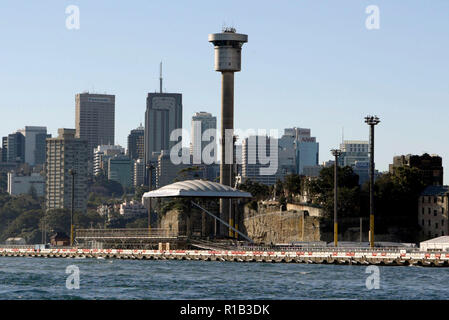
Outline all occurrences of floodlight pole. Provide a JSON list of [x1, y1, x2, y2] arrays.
[[69, 169, 76, 247], [365, 115, 380, 249], [331, 149, 342, 247], [146, 163, 155, 233]]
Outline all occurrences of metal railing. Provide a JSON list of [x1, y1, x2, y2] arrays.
[[76, 228, 181, 239], [237, 245, 421, 253]]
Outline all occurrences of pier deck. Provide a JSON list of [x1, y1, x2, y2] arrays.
[[1, 247, 448, 267]]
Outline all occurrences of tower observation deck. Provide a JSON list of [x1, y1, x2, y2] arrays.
[[209, 28, 248, 237]]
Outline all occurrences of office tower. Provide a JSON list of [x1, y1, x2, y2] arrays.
[[75, 93, 115, 158], [144, 64, 182, 181], [278, 129, 298, 178], [133, 159, 145, 187], [108, 155, 133, 189], [294, 128, 319, 175], [1, 137, 7, 162], [242, 135, 278, 185], [339, 140, 369, 167], [337, 140, 370, 185], [93, 145, 125, 176], [18, 126, 50, 166], [190, 112, 217, 163], [7, 132, 25, 163], [279, 127, 319, 176], [390, 153, 443, 186], [155, 150, 207, 188], [127, 124, 145, 160], [46, 129, 88, 213]]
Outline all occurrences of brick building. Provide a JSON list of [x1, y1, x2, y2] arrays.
[[390, 153, 443, 186], [418, 185, 449, 239]]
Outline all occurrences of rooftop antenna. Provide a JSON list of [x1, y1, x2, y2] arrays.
[[159, 61, 163, 93], [342, 126, 344, 144]]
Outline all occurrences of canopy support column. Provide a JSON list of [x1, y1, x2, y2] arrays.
[[191, 201, 253, 243]]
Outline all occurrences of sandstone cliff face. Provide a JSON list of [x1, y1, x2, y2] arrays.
[[242, 209, 321, 244], [159, 209, 184, 234]]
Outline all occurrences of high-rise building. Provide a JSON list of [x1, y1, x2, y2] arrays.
[[6, 132, 25, 163], [18, 126, 50, 166], [294, 129, 319, 175], [1, 137, 7, 162], [93, 145, 125, 176], [75, 93, 115, 159], [338, 140, 369, 167], [278, 129, 298, 178], [108, 155, 133, 189], [279, 128, 319, 176], [46, 129, 88, 213], [127, 124, 145, 160], [156, 150, 207, 188], [390, 153, 443, 186], [242, 135, 279, 185], [190, 112, 217, 163], [133, 159, 145, 187], [144, 66, 182, 174]]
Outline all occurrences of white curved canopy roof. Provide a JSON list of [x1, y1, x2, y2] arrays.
[[142, 180, 252, 199]]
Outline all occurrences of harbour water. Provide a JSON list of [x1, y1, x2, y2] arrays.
[[0, 257, 448, 300]]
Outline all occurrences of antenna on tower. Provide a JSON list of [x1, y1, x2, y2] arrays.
[[342, 126, 344, 144], [159, 61, 163, 93]]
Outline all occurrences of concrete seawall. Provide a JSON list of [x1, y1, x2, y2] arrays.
[[1, 247, 448, 267]]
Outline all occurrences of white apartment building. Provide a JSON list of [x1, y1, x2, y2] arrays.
[[7, 172, 45, 196]]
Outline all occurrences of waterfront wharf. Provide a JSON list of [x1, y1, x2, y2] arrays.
[[1, 247, 448, 267]]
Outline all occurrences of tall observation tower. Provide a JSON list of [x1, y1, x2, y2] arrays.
[[209, 27, 248, 236]]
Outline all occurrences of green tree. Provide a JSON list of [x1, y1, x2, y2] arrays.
[[238, 179, 270, 201], [283, 174, 302, 196], [306, 166, 361, 219], [43, 209, 71, 235], [134, 185, 150, 200]]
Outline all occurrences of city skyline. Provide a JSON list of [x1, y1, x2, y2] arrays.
[[0, 1, 448, 182]]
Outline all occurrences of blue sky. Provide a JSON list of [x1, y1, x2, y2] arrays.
[[0, 1, 448, 181]]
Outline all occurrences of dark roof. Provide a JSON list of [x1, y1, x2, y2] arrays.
[[50, 232, 69, 239], [420, 185, 449, 196]]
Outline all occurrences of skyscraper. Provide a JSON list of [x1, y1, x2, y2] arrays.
[[93, 145, 125, 176], [127, 124, 145, 160], [293, 128, 319, 175], [190, 112, 217, 163], [1, 137, 8, 162], [339, 140, 369, 167], [75, 93, 115, 159], [242, 135, 279, 185], [338, 140, 370, 185], [279, 127, 319, 176], [46, 129, 88, 213], [6, 132, 25, 163], [108, 155, 133, 189], [144, 66, 182, 172], [18, 126, 50, 166]]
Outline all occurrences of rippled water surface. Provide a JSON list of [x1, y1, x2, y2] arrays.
[[1, 257, 448, 299]]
